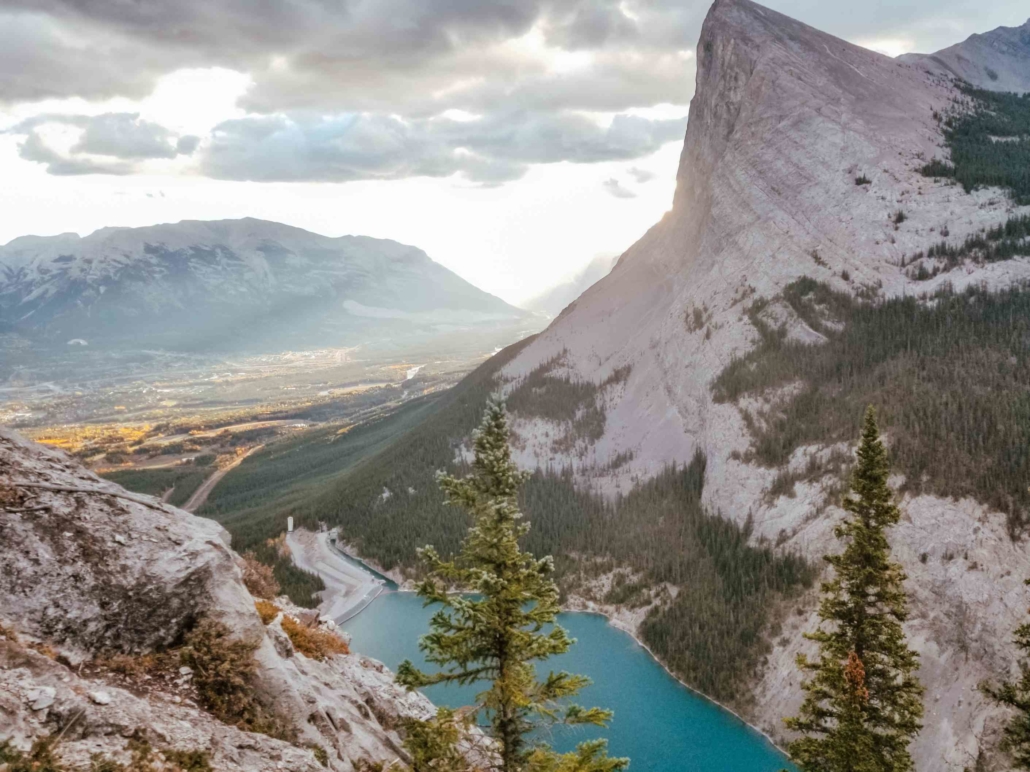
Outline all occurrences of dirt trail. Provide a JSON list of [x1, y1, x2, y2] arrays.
[[183, 445, 262, 512]]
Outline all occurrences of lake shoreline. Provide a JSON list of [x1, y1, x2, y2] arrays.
[[563, 603, 790, 758], [331, 540, 790, 761]]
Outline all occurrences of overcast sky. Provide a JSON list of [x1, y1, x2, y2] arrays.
[[1, 0, 1027, 305]]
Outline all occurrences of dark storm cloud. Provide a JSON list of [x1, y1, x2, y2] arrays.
[[201, 111, 686, 184], [7, 113, 198, 175]]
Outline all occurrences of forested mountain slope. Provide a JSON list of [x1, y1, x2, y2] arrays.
[[206, 1, 1030, 768]]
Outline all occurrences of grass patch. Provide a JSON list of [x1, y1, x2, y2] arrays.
[[714, 277, 1030, 534]]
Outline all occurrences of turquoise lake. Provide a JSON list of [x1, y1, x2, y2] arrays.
[[342, 590, 792, 772]]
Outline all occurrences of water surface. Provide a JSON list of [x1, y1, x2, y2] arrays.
[[343, 591, 791, 772]]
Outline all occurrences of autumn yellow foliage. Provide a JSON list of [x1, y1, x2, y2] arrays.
[[280, 617, 349, 660], [255, 600, 281, 625]]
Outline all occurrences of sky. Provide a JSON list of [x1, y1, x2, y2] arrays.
[[1, 0, 1027, 306]]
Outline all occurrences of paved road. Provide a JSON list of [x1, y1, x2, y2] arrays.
[[285, 529, 384, 622], [182, 444, 263, 512]]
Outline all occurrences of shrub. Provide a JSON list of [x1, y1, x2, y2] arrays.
[[255, 600, 281, 625], [90, 735, 213, 772], [855, 174, 871, 185], [1, 740, 65, 772], [178, 618, 294, 740], [892, 209, 907, 226], [0, 484, 25, 508], [312, 745, 330, 767], [241, 553, 281, 600], [161, 749, 213, 772], [280, 616, 349, 660]]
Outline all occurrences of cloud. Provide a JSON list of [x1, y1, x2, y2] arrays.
[[3, 0, 1027, 183], [627, 166, 656, 183], [201, 110, 686, 184], [602, 177, 637, 198], [0, 0, 702, 116], [9, 113, 198, 175]]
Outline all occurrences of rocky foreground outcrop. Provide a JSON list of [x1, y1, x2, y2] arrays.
[[0, 427, 433, 771], [497, 0, 1030, 768]]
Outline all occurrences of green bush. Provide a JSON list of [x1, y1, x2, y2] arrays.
[[179, 618, 295, 740]]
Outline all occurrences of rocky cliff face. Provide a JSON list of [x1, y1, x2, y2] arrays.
[[0, 217, 532, 353], [0, 427, 434, 771], [496, 0, 1030, 768]]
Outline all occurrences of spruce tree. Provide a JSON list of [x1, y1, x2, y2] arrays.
[[396, 401, 627, 772], [785, 406, 924, 772], [983, 579, 1030, 768]]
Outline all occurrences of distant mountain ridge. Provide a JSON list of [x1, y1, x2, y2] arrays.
[[900, 16, 1030, 93], [0, 217, 532, 353], [521, 255, 617, 317]]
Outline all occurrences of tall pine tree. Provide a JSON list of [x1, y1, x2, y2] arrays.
[[785, 406, 924, 772], [396, 401, 627, 772], [983, 579, 1030, 768]]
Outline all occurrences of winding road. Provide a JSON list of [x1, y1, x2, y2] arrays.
[[182, 444, 263, 512]]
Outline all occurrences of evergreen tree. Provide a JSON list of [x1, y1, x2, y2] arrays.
[[785, 407, 924, 772], [983, 579, 1030, 768], [396, 401, 628, 772]]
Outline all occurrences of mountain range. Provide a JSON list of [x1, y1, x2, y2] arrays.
[[0, 218, 534, 354], [273, 2, 1030, 769]]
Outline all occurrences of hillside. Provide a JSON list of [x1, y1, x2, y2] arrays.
[[220, 1, 1030, 769], [0, 426, 439, 771], [0, 217, 534, 354]]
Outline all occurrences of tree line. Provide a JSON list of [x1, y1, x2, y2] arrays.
[[395, 403, 1030, 772], [714, 278, 1030, 535]]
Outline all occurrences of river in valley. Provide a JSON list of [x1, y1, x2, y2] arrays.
[[342, 590, 792, 771]]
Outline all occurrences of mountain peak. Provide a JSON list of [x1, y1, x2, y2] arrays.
[[899, 15, 1030, 93]]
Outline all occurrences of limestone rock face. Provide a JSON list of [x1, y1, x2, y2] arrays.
[[497, 1, 1030, 768], [0, 427, 433, 771]]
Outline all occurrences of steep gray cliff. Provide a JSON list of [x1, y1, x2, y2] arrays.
[[495, 0, 1030, 768]]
